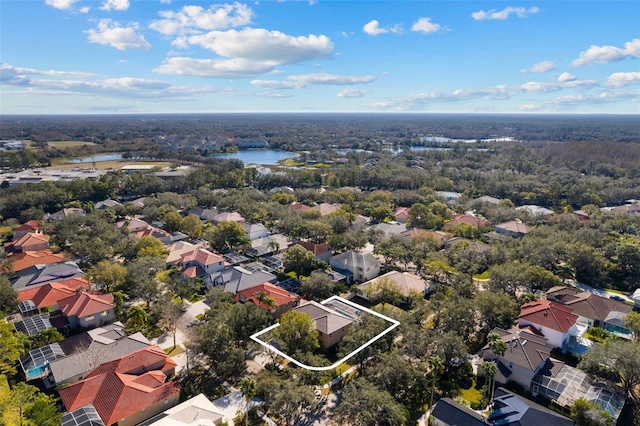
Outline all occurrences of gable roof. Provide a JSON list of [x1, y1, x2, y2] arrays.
[[293, 300, 353, 335], [394, 207, 410, 220], [299, 240, 331, 256], [443, 214, 490, 228], [372, 221, 408, 237], [212, 211, 245, 223], [289, 203, 311, 212], [495, 220, 532, 235], [13, 220, 39, 234], [401, 228, 448, 244], [10, 249, 67, 272], [59, 346, 179, 426], [180, 248, 224, 266], [18, 277, 91, 308], [59, 291, 115, 318], [7, 232, 50, 250], [235, 282, 299, 309], [165, 241, 200, 265], [48, 208, 86, 221], [116, 218, 151, 233], [518, 300, 578, 333], [310, 203, 340, 216], [12, 261, 84, 291], [330, 250, 380, 272]]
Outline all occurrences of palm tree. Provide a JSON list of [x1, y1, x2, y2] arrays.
[[488, 332, 508, 357], [428, 355, 444, 412], [239, 377, 257, 426], [481, 360, 498, 406], [127, 305, 149, 331], [253, 291, 277, 311], [267, 239, 280, 254]]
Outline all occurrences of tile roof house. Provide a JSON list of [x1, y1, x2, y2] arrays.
[[12, 220, 40, 238], [5, 232, 50, 253], [11, 261, 84, 291], [165, 241, 202, 265], [139, 393, 224, 426], [330, 250, 380, 284], [292, 300, 354, 348], [482, 327, 556, 392], [10, 249, 67, 272], [47, 208, 86, 221], [518, 300, 580, 349], [357, 271, 433, 301], [401, 228, 448, 247], [58, 346, 180, 426], [310, 203, 340, 216], [212, 211, 245, 224], [546, 286, 633, 337], [48, 323, 150, 387], [116, 218, 152, 233], [298, 240, 332, 262], [393, 207, 410, 223], [58, 291, 115, 331], [443, 214, 490, 229], [495, 219, 532, 238], [17, 277, 91, 311], [235, 282, 300, 317], [179, 248, 225, 278], [289, 203, 311, 212]]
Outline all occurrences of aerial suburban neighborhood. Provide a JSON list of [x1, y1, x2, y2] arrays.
[[0, 114, 639, 426]]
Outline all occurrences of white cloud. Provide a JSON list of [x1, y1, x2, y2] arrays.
[[159, 0, 172, 3], [411, 17, 443, 34], [45, 0, 78, 10], [605, 72, 640, 87], [154, 57, 275, 78], [337, 88, 370, 98], [520, 60, 555, 73], [100, 0, 129, 11], [363, 20, 387, 36], [79, 6, 90, 13], [252, 73, 375, 89], [185, 28, 333, 65], [150, 3, 254, 36], [557, 72, 576, 82], [572, 38, 640, 67], [471, 6, 539, 21], [86, 20, 151, 50]]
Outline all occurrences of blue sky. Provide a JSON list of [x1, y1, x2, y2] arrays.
[[1, 1, 639, 114]]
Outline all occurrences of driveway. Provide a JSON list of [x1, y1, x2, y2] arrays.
[[572, 281, 633, 303]]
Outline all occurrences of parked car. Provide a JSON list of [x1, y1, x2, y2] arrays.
[[610, 295, 625, 302]]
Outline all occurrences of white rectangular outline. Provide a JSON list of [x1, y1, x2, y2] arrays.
[[250, 295, 400, 371]]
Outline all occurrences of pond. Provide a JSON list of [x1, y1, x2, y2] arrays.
[[213, 150, 297, 165], [67, 153, 123, 163]]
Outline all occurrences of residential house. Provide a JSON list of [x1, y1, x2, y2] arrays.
[[48, 322, 150, 387], [235, 282, 300, 317], [442, 237, 491, 254], [357, 271, 433, 302], [179, 248, 225, 279], [516, 205, 554, 216], [482, 327, 555, 392], [475, 195, 501, 204], [401, 228, 448, 247], [93, 199, 123, 210], [187, 207, 219, 222], [487, 388, 574, 426], [165, 241, 203, 265], [443, 214, 490, 230], [292, 300, 354, 348], [351, 215, 370, 229], [5, 232, 50, 253], [12, 220, 40, 238], [611, 203, 640, 215], [517, 300, 580, 349], [17, 277, 91, 312], [242, 222, 269, 241], [494, 219, 532, 238], [47, 208, 86, 221], [633, 288, 640, 309], [211, 265, 277, 294], [58, 291, 115, 331], [437, 191, 462, 203], [20, 342, 67, 381], [13, 313, 53, 336], [546, 286, 633, 337], [310, 203, 340, 216], [212, 211, 245, 224], [10, 250, 67, 273], [299, 240, 332, 262], [251, 234, 292, 253], [116, 218, 152, 233], [371, 221, 408, 238], [431, 397, 485, 426], [289, 203, 311, 213], [139, 393, 224, 426], [330, 250, 380, 284], [58, 346, 180, 426], [11, 261, 84, 291], [393, 207, 410, 223]]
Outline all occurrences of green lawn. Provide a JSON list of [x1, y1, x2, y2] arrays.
[[459, 381, 483, 405], [473, 271, 489, 280], [164, 345, 185, 356]]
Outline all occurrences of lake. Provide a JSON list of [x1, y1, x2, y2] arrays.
[[213, 150, 296, 165], [68, 153, 123, 163]]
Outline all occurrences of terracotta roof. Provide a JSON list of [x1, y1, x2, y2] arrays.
[[10, 250, 67, 272], [235, 282, 299, 308], [59, 346, 179, 426], [394, 207, 410, 220], [8, 232, 50, 250], [13, 220, 39, 233], [299, 241, 331, 256], [59, 291, 115, 318], [18, 277, 91, 307], [518, 300, 578, 333], [180, 248, 223, 266], [132, 227, 171, 240], [165, 242, 200, 265], [290, 203, 311, 212]]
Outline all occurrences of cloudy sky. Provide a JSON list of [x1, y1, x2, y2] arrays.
[[1, 1, 639, 114]]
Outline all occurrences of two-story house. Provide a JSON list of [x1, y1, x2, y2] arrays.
[[330, 250, 380, 284]]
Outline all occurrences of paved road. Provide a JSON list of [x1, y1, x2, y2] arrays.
[[572, 281, 633, 303]]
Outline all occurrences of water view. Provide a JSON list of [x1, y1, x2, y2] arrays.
[[213, 150, 296, 165], [68, 153, 123, 163]]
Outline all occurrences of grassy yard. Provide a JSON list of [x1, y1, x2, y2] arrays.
[[47, 141, 97, 148], [459, 380, 483, 406], [473, 271, 489, 280], [164, 345, 185, 356]]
